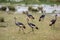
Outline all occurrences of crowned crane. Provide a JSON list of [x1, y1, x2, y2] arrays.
[[25, 11, 35, 19], [14, 17, 26, 33], [39, 14, 45, 21], [49, 14, 57, 26], [39, 10, 46, 21], [26, 18, 38, 32]]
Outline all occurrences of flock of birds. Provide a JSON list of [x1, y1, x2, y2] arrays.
[[14, 11, 58, 34]]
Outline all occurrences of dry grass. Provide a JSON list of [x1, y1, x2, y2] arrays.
[[0, 11, 60, 40]]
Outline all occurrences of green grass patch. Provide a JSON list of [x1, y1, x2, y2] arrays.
[[0, 11, 60, 40]]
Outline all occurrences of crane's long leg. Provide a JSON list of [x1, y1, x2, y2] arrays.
[[39, 18, 41, 21], [19, 27, 21, 31], [18, 27, 21, 34], [32, 28, 34, 32], [27, 28, 34, 34], [43, 17, 45, 21], [32, 28, 35, 34], [22, 28, 25, 34], [52, 24, 55, 30]]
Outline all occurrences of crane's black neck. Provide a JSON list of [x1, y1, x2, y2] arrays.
[[25, 11, 29, 15], [14, 17, 17, 23], [26, 13, 29, 16], [55, 14, 57, 20], [26, 18, 29, 24]]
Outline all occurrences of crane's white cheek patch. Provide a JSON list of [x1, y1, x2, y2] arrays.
[[50, 22, 52, 24], [19, 25, 23, 26]]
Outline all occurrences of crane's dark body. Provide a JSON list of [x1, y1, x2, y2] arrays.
[[49, 14, 57, 26], [27, 22, 38, 32], [27, 14, 34, 19], [28, 23, 35, 28], [15, 22, 23, 26], [39, 14, 45, 21], [15, 22, 25, 29], [51, 19, 56, 24], [49, 19, 56, 26], [40, 15, 45, 18], [14, 17, 26, 30], [25, 11, 34, 19], [26, 18, 38, 31]]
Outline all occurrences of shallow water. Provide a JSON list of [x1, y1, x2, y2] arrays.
[[15, 6, 28, 13], [15, 4, 60, 13], [0, 4, 60, 14], [41, 4, 60, 13], [51, 14, 60, 17]]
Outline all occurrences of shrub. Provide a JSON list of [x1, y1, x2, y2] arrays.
[[8, 6, 15, 11], [0, 7, 6, 11]]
